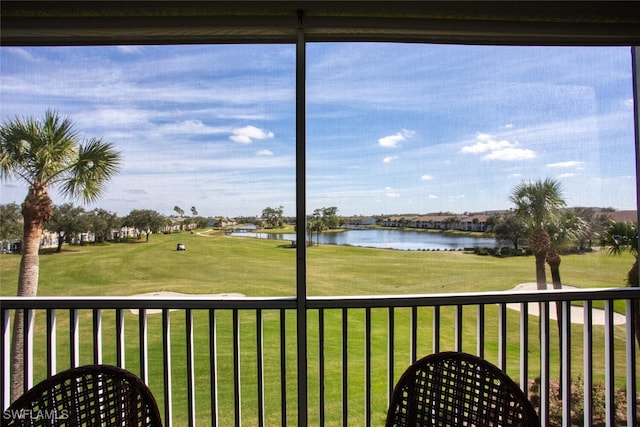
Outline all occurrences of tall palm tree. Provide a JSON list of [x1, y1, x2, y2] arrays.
[[0, 110, 121, 401], [510, 178, 566, 290]]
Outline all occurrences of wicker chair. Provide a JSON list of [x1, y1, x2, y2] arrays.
[[386, 352, 539, 427], [3, 364, 162, 427]]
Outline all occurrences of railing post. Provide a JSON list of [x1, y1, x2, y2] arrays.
[[582, 301, 593, 427], [295, 9, 308, 427]]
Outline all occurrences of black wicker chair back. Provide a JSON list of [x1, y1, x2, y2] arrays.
[[386, 352, 539, 427], [3, 364, 162, 427]]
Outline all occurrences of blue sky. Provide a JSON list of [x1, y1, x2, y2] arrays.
[[0, 44, 636, 218]]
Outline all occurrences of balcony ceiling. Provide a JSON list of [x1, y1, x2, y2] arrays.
[[1, 1, 640, 46]]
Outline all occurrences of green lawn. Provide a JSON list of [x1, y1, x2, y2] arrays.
[[0, 231, 636, 425]]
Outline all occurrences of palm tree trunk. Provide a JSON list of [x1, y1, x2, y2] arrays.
[[11, 187, 51, 402], [547, 249, 563, 396], [11, 224, 43, 402]]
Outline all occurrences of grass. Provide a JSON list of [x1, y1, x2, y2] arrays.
[[0, 230, 637, 425]]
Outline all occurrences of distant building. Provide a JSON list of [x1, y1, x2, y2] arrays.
[[383, 213, 490, 232], [346, 215, 376, 226]]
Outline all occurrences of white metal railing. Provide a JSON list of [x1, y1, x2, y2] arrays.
[[1, 287, 638, 426]]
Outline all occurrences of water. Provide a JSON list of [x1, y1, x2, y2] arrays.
[[230, 228, 496, 250]]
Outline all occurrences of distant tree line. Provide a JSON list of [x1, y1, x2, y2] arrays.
[[0, 202, 211, 251]]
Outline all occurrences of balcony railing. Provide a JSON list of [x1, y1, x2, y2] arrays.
[[2, 287, 639, 426]]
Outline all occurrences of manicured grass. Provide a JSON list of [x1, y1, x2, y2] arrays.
[[0, 231, 636, 425]]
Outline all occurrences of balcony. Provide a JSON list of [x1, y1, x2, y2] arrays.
[[2, 287, 638, 426]]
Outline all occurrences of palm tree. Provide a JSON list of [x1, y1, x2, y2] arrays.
[[600, 219, 639, 347], [510, 178, 566, 290], [545, 209, 587, 290], [0, 110, 121, 401]]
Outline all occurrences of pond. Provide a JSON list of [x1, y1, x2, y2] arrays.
[[229, 228, 497, 251]]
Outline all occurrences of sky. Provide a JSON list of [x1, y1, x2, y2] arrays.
[[0, 43, 637, 218]]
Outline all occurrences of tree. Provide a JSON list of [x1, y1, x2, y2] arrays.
[[261, 206, 284, 228], [0, 110, 121, 401], [510, 178, 566, 290], [0, 203, 22, 252], [173, 205, 185, 217], [545, 209, 587, 290], [191, 206, 198, 216], [544, 209, 587, 389], [124, 209, 167, 241], [320, 206, 340, 229], [600, 219, 639, 347], [490, 212, 527, 251], [47, 203, 89, 252], [88, 208, 120, 242]]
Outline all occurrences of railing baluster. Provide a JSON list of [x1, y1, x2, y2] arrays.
[[583, 300, 593, 427], [139, 308, 147, 383], [432, 306, 440, 354], [279, 309, 286, 427], [209, 309, 219, 427], [561, 300, 571, 427], [232, 309, 241, 427], [364, 307, 371, 427], [92, 308, 101, 365], [47, 309, 56, 376], [318, 309, 325, 426], [410, 306, 417, 363], [256, 309, 265, 427], [342, 308, 348, 427], [116, 308, 124, 368], [625, 299, 637, 427], [186, 308, 195, 427], [162, 308, 172, 427], [498, 303, 507, 370], [69, 308, 78, 369], [519, 302, 528, 395], [387, 307, 395, 405], [25, 309, 34, 392], [455, 305, 462, 352], [540, 302, 550, 427], [477, 304, 485, 359], [604, 300, 615, 427]]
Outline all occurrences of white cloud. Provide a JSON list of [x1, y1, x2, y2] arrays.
[[386, 192, 400, 198], [483, 147, 536, 161], [428, 194, 438, 199], [256, 149, 273, 156], [461, 133, 536, 161], [421, 174, 434, 181], [383, 156, 398, 163], [461, 133, 512, 154], [230, 125, 275, 144], [378, 129, 415, 148], [557, 173, 576, 178], [547, 161, 584, 168]]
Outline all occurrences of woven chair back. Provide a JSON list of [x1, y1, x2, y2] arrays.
[[3, 364, 162, 426], [386, 352, 539, 427]]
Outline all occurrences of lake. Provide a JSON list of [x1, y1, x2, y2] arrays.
[[230, 228, 496, 250]]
